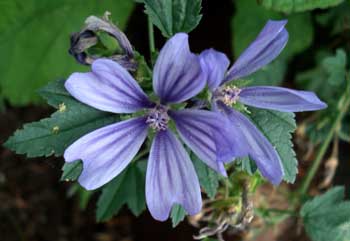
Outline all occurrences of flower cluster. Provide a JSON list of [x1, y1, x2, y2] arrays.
[[63, 20, 326, 221]]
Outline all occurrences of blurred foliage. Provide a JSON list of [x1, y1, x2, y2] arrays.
[[233, 0, 314, 59], [258, 0, 345, 13], [232, 0, 313, 86], [301, 186, 350, 241], [297, 49, 347, 104], [316, 1, 350, 35], [0, 0, 134, 106], [296, 50, 349, 144], [67, 183, 94, 210]]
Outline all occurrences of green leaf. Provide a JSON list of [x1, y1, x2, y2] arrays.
[[192, 154, 220, 199], [38, 78, 73, 107], [239, 156, 258, 175], [0, 0, 134, 105], [315, 2, 350, 35], [259, 0, 344, 13], [170, 204, 187, 227], [4, 79, 119, 157], [301, 186, 350, 241], [248, 108, 297, 183], [298, 49, 347, 94], [301, 186, 345, 213], [60, 161, 83, 181], [232, 0, 313, 85], [322, 49, 347, 86], [96, 161, 147, 221], [233, 0, 313, 61], [140, 0, 202, 37], [296, 50, 347, 144]]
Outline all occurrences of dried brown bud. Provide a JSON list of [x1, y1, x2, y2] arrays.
[[69, 12, 137, 71]]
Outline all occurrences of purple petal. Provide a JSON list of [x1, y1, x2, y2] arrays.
[[152, 33, 206, 104], [170, 109, 248, 176], [224, 20, 288, 82], [65, 59, 153, 114], [199, 48, 230, 91], [239, 86, 327, 112], [146, 130, 202, 221], [220, 103, 284, 185], [64, 117, 148, 190]]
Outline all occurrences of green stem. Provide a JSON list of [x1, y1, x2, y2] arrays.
[[299, 73, 350, 195], [148, 16, 155, 54]]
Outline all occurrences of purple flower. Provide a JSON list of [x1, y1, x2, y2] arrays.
[[199, 20, 327, 185], [63, 33, 237, 221]]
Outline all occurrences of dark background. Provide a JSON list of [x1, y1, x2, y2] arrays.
[[1, 1, 349, 241]]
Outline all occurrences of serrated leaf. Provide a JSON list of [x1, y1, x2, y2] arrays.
[[300, 186, 350, 241], [96, 161, 147, 221], [0, 0, 134, 105], [170, 204, 187, 227], [248, 107, 297, 183], [192, 154, 220, 199], [259, 0, 344, 13], [141, 0, 202, 37], [4, 79, 119, 157], [60, 161, 83, 181]]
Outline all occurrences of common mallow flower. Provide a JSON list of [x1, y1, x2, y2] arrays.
[[64, 33, 239, 221], [199, 20, 327, 185]]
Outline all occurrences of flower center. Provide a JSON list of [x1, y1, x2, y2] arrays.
[[146, 105, 170, 131], [216, 86, 242, 106]]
